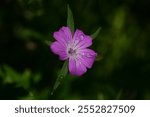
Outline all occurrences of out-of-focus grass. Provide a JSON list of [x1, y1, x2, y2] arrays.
[[0, 0, 150, 99]]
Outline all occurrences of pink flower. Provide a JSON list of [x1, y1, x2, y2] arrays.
[[50, 26, 97, 76]]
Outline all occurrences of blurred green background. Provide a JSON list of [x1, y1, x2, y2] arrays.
[[0, 0, 150, 99]]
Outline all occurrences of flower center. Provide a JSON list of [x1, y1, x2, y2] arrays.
[[68, 48, 77, 56]]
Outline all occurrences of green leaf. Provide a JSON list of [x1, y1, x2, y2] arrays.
[[51, 60, 68, 95], [91, 27, 101, 39], [67, 5, 74, 35]]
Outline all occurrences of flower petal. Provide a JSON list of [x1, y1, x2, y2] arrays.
[[50, 41, 68, 60], [77, 49, 97, 68], [53, 26, 72, 47], [69, 58, 87, 76], [73, 29, 92, 49]]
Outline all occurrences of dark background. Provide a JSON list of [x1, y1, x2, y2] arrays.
[[0, 0, 150, 99]]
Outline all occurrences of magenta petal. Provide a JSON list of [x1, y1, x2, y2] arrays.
[[68, 58, 76, 75], [73, 29, 92, 49], [76, 60, 87, 76], [78, 49, 97, 68], [50, 42, 68, 60], [53, 26, 72, 46], [50, 42, 64, 54], [59, 51, 68, 60], [69, 58, 87, 76]]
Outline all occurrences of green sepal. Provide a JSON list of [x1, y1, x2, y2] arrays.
[[91, 27, 101, 39], [67, 5, 74, 35], [51, 60, 68, 95]]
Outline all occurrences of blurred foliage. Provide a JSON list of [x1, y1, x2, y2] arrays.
[[0, 0, 150, 99]]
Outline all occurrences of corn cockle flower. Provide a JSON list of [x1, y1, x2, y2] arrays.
[[50, 26, 97, 76]]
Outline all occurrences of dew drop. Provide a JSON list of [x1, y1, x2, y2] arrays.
[[82, 52, 85, 56], [80, 34, 84, 40], [81, 52, 93, 58], [59, 75, 64, 80], [86, 53, 92, 58]]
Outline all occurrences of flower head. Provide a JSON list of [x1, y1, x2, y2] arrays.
[[50, 26, 97, 76]]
